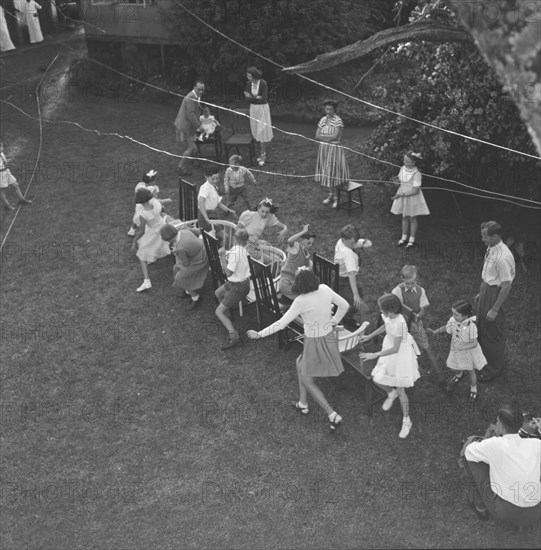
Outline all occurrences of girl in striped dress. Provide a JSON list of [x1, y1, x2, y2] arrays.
[[315, 99, 350, 208]]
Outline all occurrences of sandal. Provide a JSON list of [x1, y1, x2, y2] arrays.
[[405, 241, 416, 250], [294, 402, 309, 415], [396, 238, 407, 247], [469, 389, 478, 400], [449, 373, 464, 385], [329, 412, 342, 433]]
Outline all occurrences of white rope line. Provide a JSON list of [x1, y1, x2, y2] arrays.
[[3, 98, 539, 210], [174, 0, 541, 162], [0, 54, 59, 255], [18, 27, 540, 206]]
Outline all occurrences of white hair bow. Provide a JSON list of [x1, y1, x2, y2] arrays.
[[146, 169, 158, 178]]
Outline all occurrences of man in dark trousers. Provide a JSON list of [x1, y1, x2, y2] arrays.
[[174, 80, 204, 176], [476, 221, 515, 382]]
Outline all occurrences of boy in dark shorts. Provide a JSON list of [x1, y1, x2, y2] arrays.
[[215, 229, 251, 350]]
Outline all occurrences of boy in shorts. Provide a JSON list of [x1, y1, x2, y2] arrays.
[[391, 264, 444, 386], [215, 229, 250, 350]]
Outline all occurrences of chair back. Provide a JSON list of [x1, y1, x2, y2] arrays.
[[313, 253, 339, 293], [230, 108, 252, 136], [202, 230, 227, 291], [178, 178, 198, 222], [248, 256, 281, 325], [338, 321, 370, 353], [208, 219, 238, 251]]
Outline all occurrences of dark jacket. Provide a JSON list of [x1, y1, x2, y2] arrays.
[[245, 79, 269, 105]]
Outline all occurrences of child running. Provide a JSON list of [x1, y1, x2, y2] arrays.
[[427, 300, 487, 400], [360, 293, 420, 439]]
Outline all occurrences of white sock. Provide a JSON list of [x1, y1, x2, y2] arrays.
[[298, 401, 308, 409], [401, 234, 408, 241], [471, 385, 477, 392], [403, 416, 410, 423], [408, 236, 416, 243], [191, 295, 200, 302]]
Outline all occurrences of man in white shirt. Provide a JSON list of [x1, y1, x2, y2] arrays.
[[197, 164, 235, 233], [215, 229, 250, 350], [462, 406, 540, 526], [476, 221, 515, 382], [333, 224, 371, 330]]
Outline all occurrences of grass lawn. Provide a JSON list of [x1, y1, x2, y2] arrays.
[[1, 36, 540, 549]]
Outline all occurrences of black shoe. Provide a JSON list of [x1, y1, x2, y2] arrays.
[[477, 369, 496, 383], [405, 241, 417, 250], [179, 292, 192, 300], [186, 298, 201, 310], [221, 337, 241, 350], [468, 500, 490, 521], [396, 239, 407, 247]]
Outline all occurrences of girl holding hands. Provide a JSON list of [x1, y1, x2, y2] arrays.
[[427, 300, 486, 400], [359, 294, 420, 439]]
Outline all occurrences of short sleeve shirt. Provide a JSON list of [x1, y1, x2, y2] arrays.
[[198, 181, 222, 211], [238, 210, 279, 242], [226, 244, 250, 282], [481, 241, 515, 286], [334, 239, 359, 277]]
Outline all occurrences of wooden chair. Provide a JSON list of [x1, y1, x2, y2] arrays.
[[223, 108, 256, 165], [178, 178, 198, 222], [202, 227, 249, 318], [337, 321, 369, 353], [312, 253, 339, 293], [248, 256, 303, 348], [337, 181, 364, 216], [202, 230, 227, 292]]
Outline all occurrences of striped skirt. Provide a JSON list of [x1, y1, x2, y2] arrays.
[[250, 103, 273, 143], [315, 141, 350, 188]]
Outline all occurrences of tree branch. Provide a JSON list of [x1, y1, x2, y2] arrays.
[[282, 21, 472, 74]]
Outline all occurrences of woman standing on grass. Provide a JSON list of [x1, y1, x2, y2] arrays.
[[132, 188, 171, 292], [244, 67, 273, 166], [247, 268, 349, 433], [316, 99, 350, 208]]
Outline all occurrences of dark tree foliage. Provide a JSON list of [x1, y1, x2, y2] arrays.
[[164, 0, 395, 89]]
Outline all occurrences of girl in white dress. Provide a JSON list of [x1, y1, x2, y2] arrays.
[[132, 188, 171, 292], [427, 300, 486, 400], [21, 0, 43, 44], [360, 293, 420, 439], [390, 151, 430, 249], [0, 6, 15, 52]]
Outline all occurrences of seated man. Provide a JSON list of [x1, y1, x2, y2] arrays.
[[460, 406, 540, 525]]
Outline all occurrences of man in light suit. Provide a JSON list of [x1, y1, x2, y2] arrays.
[[174, 80, 205, 175]]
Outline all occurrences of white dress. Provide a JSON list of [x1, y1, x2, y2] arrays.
[[22, 0, 43, 44], [132, 182, 160, 226], [135, 198, 171, 263], [390, 166, 430, 217], [445, 316, 487, 371], [371, 314, 421, 388], [0, 6, 15, 52]]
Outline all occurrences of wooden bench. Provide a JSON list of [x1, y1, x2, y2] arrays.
[[340, 349, 386, 416]]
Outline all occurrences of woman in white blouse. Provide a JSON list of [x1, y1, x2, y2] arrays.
[[247, 268, 349, 433]]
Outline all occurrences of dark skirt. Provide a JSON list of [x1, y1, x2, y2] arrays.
[[296, 330, 344, 377]]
